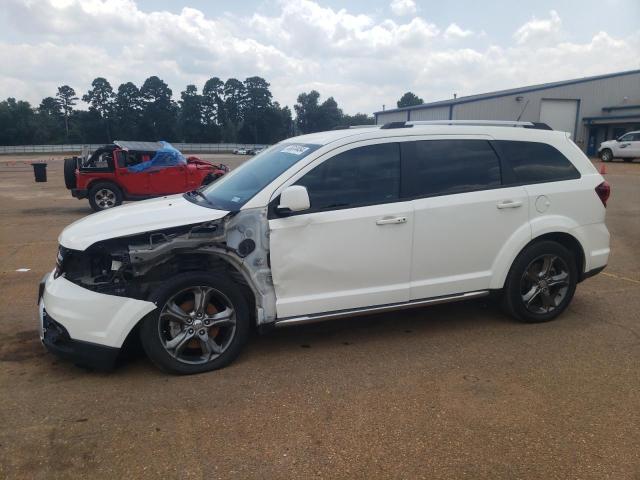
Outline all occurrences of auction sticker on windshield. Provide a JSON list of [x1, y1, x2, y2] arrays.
[[281, 145, 309, 155]]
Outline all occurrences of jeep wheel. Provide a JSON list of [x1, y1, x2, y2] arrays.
[[139, 272, 250, 374], [63, 157, 78, 189], [502, 241, 577, 323], [599, 149, 613, 162], [88, 182, 123, 212]]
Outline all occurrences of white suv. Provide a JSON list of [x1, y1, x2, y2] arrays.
[[598, 130, 640, 162], [38, 121, 611, 374]]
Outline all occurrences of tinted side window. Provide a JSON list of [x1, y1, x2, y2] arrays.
[[496, 141, 580, 184], [401, 140, 501, 198], [294, 143, 400, 211]]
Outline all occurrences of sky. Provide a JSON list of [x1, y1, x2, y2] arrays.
[[0, 0, 639, 114]]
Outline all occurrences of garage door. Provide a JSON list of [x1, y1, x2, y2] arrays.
[[540, 99, 578, 138]]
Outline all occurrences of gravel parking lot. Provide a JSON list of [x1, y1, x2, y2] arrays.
[[0, 154, 638, 479]]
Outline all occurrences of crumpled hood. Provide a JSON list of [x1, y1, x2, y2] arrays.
[[59, 194, 229, 250]]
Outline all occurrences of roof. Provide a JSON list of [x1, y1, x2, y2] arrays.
[[375, 69, 640, 115], [113, 140, 164, 151], [279, 123, 567, 147]]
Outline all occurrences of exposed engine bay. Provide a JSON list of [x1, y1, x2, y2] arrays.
[[57, 208, 277, 325]]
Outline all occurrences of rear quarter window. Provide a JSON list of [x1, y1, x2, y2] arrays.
[[496, 140, 580, 184]]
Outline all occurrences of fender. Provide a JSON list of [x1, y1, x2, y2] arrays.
[[489, 215, 586, 289]]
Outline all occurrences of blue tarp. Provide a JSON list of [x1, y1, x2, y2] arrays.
[[127, 141, 186, 173]]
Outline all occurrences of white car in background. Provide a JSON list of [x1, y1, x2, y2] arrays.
[[233, 148, 248, 155], [38, 120, 610, 374], [598, 130, 640, 162]]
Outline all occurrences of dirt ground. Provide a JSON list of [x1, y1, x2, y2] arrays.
[[0, 154, 638, 479]]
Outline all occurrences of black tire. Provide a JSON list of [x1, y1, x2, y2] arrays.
[[63, 157, 78, 189], [599, 149, 613, 162], [502, 240, 578, 323], [88, 182, 123, 212], [139, 271, 250, 375]]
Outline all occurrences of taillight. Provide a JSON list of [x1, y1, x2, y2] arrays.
[[595, 181, 610, 207]]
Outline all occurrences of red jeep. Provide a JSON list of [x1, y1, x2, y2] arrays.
[[64, 141, 228, 211]]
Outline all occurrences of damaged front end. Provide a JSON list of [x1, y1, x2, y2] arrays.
[[57, 208, 277, 326]]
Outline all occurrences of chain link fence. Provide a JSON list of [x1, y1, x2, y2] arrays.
[[0, 143, 267, 155]]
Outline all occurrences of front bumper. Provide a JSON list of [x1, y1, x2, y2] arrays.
[[39, 301, 120, 370], [71, 188, 88, 199], [38, 271, 156, 366]]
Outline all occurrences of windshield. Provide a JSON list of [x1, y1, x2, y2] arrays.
[[186, 143, 321, 211]]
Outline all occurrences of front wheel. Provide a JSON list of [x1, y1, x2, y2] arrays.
[[599, 149, 613, 162], [502, 241, 578, 323], [139, 272, 250, 374], [88, 182, 123, 211]]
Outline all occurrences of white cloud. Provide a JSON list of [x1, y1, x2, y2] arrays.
[[390, 0, 417, 17], [0, 0, 638, 116], [514, 10, 562, 45], [444, 23, 473, 40]]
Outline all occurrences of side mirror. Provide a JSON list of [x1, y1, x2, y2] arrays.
[[277, 185, 310, 214]]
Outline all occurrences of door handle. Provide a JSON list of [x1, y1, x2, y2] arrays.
[[376, 216, 407, 225], [496, 200, 523, 209]]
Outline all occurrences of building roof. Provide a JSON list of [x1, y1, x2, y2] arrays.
[[375, 69, 640, 115]]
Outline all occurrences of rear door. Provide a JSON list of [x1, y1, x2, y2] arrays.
[[403, 138, 531, 299]]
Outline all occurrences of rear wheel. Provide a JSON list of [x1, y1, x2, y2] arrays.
[[88, 182, 123, 212], [63, 157, 78, 189], [599, 149, 613, 162], [503, 241, 577, 323]]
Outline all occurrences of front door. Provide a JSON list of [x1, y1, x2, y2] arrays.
[[269, 142, 413, 319], [114, 151, 150, 196], [401, 139, 530, 299], [148, 165, 188, 194]]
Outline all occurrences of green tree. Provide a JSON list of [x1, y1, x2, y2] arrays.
[[82, 77, 114, 141], [202, 76, 224, 142], [294, 90, 321, 133], [338, 112, 375, 127], [223, 78, 246, 140], [56, 85, 78, 139], [35, 97, 64, 143], [397, 91, 424, 108], [294, 91, 343, 133], [114, 82, 144, 139], [178, 85, 205, 142], [0, 98, 36, 145], [139, 76, 177, 140], [241, 76, 273, 143]]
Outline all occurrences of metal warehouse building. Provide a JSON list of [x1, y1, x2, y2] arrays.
[[374, 69, 640, 156]]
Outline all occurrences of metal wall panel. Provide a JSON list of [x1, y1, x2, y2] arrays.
[[409, 106, 450, 121], [376, 110, 409, 123]]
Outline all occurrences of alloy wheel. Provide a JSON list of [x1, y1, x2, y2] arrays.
[[95, 188, 116, 209], [520, 254, 571, 314], [158, 286, 236, 365]]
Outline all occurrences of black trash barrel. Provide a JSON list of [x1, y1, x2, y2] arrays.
[[32, 163, 47, 182]]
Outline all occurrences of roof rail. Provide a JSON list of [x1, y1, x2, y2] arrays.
[[381, 120, 553, 130], [331, 124, 379, 130]]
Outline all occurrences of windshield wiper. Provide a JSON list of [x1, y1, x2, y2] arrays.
[[186, 189, 213, 206]]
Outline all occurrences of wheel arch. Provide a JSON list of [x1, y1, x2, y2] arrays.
[[491, 229, 586, 290], [119, 251, 259, 348], [87, 178, 124, 195]]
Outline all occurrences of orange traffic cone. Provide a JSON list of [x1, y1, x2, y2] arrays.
[[599, 163, 606, 175]]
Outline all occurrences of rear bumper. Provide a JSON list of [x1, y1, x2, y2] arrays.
[[71, 188, 87, 199]]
